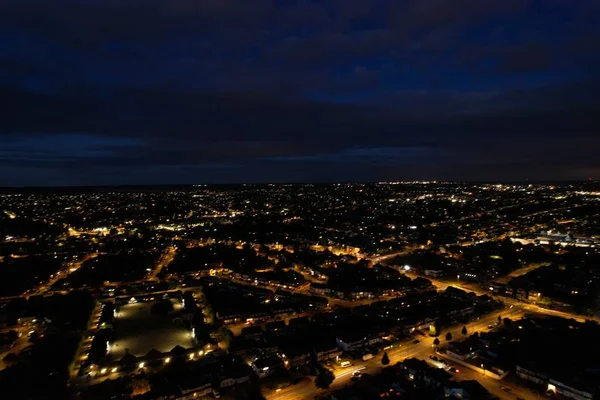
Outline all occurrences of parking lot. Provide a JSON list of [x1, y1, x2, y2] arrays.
[[110, 299, 193, 358]]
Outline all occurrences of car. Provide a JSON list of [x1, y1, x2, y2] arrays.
[[487, 324, 493, 329], [429, 355, 438, 361], [501, 387, 511, 392], [351, 371, 363, 381], [412, 339, 420, 344], [448, 367, 459, 373]]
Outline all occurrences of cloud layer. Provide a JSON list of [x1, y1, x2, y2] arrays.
[[1, 0, 600, 185]]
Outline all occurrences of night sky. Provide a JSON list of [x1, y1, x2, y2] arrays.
[[2, 1, 600, 186]]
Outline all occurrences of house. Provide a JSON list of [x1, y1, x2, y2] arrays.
[[547, 375, 597, 400], [516, 365, 548, 385], [177, 375, 212, 399], [401, 358, 451, 388], [315, 339, 342, 361], [528, 290, 542, 302], [446, 335, 481, 360], [349, 289, 375, 300], [518, 364, 598, 400], [444, 286, 474, 301], [424, 269, 445, 278], [310, 283, 333, 296], [447, 305, 475, 318], [265, 320, 287, 333], [251, 355, 283, 378], [488, 282, 506, 294], [241, 325, 264, 340], [288, 316, 310, 329], [281, 346, 312, 368], [336, 332, 368, 351]]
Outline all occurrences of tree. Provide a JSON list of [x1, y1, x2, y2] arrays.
[[151, 300, 174, 316], [204, 304, 216, 324], [2, 353, 18, 366], [461, 326, 467, 335], [429, 322, 438, 337], [6, 330, 18, 343], [315, 368, 335, 389], [217, 327, 233, 351], [445, 332, 452, 341], [308, 349, 319, 375], [381, 351, 390, 366], [503, 318, 512, 326], [433, 338, 440, 346]]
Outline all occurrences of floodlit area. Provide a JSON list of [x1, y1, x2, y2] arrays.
[[110, 299, 193, 359]]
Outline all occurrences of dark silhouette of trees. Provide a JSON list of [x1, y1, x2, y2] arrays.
[[381, 351, 390, 365], [445, 332, 452, 341], [150, 300, 174, 316], [315, 367, 334, 389]]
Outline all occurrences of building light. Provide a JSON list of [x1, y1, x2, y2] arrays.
[[111, 367, 118, 373], [164, 357, 171, 364], [139, 362, 145, 369], [101, 368, 107, 374]]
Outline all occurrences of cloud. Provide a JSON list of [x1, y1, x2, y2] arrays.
[[1, 1, 600, 184], [0, 133, 142, 163]]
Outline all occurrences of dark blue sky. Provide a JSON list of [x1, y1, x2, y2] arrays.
[[1, 0, 600, 186]]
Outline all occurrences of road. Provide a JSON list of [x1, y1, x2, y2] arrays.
[[147, 245, 177, 281], [369, 246, 424, 264], [493, 263, 547, 284], [264, 308, 534, 400], [265, 266, 595, 400], [405, 272, 592, 323]]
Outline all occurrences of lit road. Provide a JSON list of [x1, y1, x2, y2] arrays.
[[264, 308, 533, 400], [405, 272, 593, 323], [147, 245, 177, 281], [0, 253, 102, 301]]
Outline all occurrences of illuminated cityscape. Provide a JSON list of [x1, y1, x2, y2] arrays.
[[1, 182, 600, 399], [3, 1, 600, 399]]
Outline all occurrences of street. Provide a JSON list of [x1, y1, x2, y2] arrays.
[[264, 307, 536, 400]]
